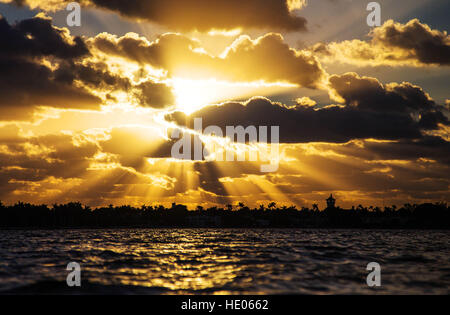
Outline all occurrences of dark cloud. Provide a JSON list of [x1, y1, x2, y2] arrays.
[[0, 15, 102, 119], [166, 85, 447, 144], [345, 136, 450, 166], [134, 81, 175, 108], [328, 72, 449, 129], [54, 61, 130, 90], [93, 0, 307, 31], [5, 0, 308, 32], [54, 60, 176, 109], [0, 13, 89, 59], [0, 15, 180, 118], [328, 72, 437, 113], [375, 19, 450, 65], [0, 57, 102, 116]]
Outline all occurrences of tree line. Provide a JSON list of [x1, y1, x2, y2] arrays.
[[0, 201, 448, 229]]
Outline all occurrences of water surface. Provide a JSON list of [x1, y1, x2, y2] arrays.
[[0, 229, 449, 294]]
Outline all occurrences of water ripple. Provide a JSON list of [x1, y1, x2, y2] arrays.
[[0, 229, 449, 294]]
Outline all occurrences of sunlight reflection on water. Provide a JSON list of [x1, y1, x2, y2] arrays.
[[0, 229, 449, 294]]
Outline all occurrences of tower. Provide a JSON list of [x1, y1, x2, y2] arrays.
[[326, 194, 336, 209]]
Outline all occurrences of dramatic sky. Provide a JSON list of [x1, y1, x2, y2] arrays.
[[0, 0, 449, 208]]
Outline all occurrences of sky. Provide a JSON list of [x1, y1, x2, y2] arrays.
[[0, 0, 449, 209]]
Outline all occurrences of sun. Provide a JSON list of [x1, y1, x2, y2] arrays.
[[171, 78, 221, 114], [171, 78, 298, 114]]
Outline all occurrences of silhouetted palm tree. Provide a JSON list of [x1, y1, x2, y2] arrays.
[[0, 200, 447, 229]]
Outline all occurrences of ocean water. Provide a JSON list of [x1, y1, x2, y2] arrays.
[[0, 229, 449, 294]]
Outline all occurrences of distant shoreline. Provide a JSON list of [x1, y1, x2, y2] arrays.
[[1, 201, 448, 230]]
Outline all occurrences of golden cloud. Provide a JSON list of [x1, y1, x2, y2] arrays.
[[312, 19, 450, 67], [91, 32, 327, 88]]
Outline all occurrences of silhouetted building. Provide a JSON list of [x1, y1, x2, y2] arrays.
[[171, 203, 188, 212], [326, 194, 336, 209]]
